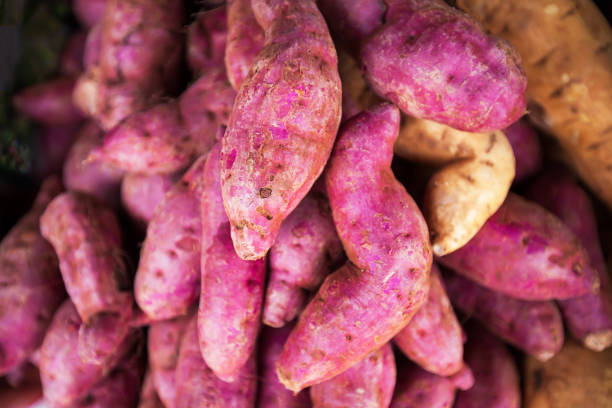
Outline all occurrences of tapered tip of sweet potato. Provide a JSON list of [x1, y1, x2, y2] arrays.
[[583, 330, 612, 352], [449, 364, 474, 391], [275, 365, 301, 393], [229, 223, 273, 260]]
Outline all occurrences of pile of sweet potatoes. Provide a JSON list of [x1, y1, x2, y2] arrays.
[[3, 0, 612, 406]]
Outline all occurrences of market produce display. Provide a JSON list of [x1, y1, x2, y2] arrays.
[[1, 0, 611, 407]]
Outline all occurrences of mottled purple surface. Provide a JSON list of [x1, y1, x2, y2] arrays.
[[221, 0, 342, 260], [121, 172, 177, 227], [391, 362, 460, 408], [503, 119, 541, 182], [13, 78, 84, 126], [277, 104, 432, 392], [439, 193, 599, 300], [361, 0, 526, 132], [187, 7, 228, 76]]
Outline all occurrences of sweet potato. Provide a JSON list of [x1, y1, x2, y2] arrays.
[[187, 7, 228, 76], [394, 117, 515, 256], [393, 265, 465, 376], [527, 168, 612, 351], [454, 324, 520, 408], [135, 157, 206, 321], [310, 343, 396, 408], [32, 124, 80, 180], [258, 325, 311, 408], [263, 190, 344, 328], [360, 0, 526, 132], [456, 0, 612, 210], [503, 119, 541, 183], [198, 143, 265, 381], [0, 177, 64, 375], [62, 121, 124, 206], [175, 317, 257, 408], [438, 193, 599, 300], [121, 172, 177, 227], [60, 31, 87, 77], [277, 104, 432, 392], [77, 311, 134, 365], [13, 78, 84, 126], [138, 370, 164, 408], [225, 0, 264, 90], [523, 338, 612, 408], [148, 314, 191, 408], [73, 0, 108, 28], [337, 50, 382, 121], [221, 0, 342, 260], [84, 24, 102, 70], [444, 271, 564, 361]]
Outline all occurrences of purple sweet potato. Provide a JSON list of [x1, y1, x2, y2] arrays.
[[60, 31, 87, 77], [62, 121, 124, 206], [438, 193, 599, 300], [138, 370, 164, 408], [277, 104, 432, 392], [40, 191, 132, 323], [121, 172, 177, 227], [175, 317, 257, 408], [258, 325, 311, 408], [503, 119, 541, 182], [32, 124, 80, 180], [221, 0, 342, 260], [310, 343, 396, 408], [187, 7, 228, 76], [454, 325, 520, 408], [84, 24, 102, 70], [73, 0, 108, 28], [225, 0, 264, 90], [444, 272, 564, 361], [360, 0, 526, 132], [263, 190, 344, 328], [148, 314, 191, 408], [0, 177, 65, 375], [528, 168, 612, 351], [77, 311, 134, 365], [134, 157, 206, 320], [198, 143, 266, 381], [13, 78, 84, 126], [393, 264, 465, 376]]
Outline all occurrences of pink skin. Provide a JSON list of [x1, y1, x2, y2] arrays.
[[175, 317, 257, 408], [60, 31, 87, 77], [40, 192, 132, 323], [263, 190, 344, 328], [77, 311, 134, 365], [225, 0, 264, 90], [318, 0, 386, 55], [393, 265, 465, 377], [138, 370, 164, 408], [527, 168, 612, 351], [62, 121, 124, 207], [438, 193, 599, 300], [198, 143, 266, 381], [121, 172, 177, 227], [84, 24, 102, 70], [258, 325, 311, 408], [148, 315, 191, 408], [73, 0, 108, 28], [135, 157, 207, 321], [187, 7, 228, 76], [444, 271, 564, 361], [503, 119, 541, 182], [221, 0, 342, 260], [0, 177, 65, 375], [455, 325, 520, 408], [310, 343, 396, 408], [32, 124, 80, 180], [13, 78, 84, 126], [361, 0, 526, 132], [277, 104, 432, 392]]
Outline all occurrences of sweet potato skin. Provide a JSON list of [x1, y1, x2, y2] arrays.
[[0, 177, 65, 375], [198, 143, 265, 381], [263, 190, 344, 328], [73, 0, 108, 28], [444, 271, 564, 361], [361, 0, 526, 132], [393, 265, 465, 376], [40, 192, 132, 323], [528, 169, 612, 351], [455, 325, 520, 408], [439, 193, 598, 300], [138, 370, 164, 408], [221, 0, 342, 260], [175, 317, 257, 408], [258, 325, 311, 408], [277, 104, 432, 392], [187, 7, 228, 76], [225, 0, 264, 90], [13, 78, 84, 126], [503, 119, 541, 183], [310, 343, 396, 408], [60, 31, 87, 77], [121, 172, 177, 227], [135, 157, 206, 321], [391, 362, 462, 408]]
